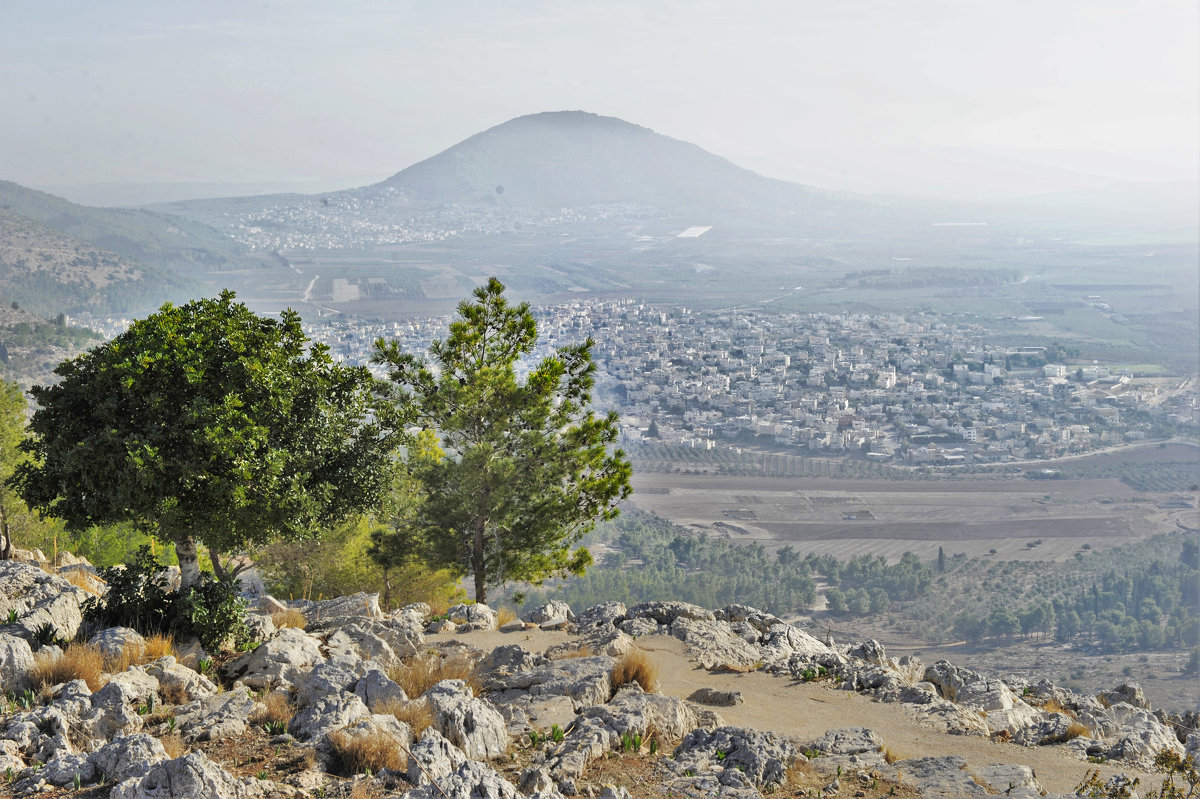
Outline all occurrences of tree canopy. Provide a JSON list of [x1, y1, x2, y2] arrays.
[[372, 277, 632, 604], [10, 291, 395, 587]]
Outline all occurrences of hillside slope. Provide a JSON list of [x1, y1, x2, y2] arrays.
[[377, 110, 822, 214]]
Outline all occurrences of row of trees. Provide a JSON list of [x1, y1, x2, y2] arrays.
[[4, 280, 632, 606]]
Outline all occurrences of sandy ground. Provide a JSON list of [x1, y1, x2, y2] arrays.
[[443, 628, 1158, 794]]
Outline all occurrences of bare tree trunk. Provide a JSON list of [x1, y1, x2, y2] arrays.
[[176, 534, 202, 590], [472, 514, 487, 606], [0, 503, 10, 560]]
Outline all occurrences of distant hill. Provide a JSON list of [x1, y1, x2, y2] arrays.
[[376, 111, 823, 214], [0, 180, 242, 275], [0, 208, 196, 317]]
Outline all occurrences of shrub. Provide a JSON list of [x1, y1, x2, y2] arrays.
[[611, 649, 658, 693], [328, 727, 404, 775], [31, 643, 104, 691], [86, 545, 173, 633], [86, 546, 248, 652], [173, 576, 248, 652]]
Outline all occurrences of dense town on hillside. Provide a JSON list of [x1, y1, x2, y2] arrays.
[[308, 300, 1198, 465], [73, 299, 1199, 465]]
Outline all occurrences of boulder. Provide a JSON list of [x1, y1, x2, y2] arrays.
[[482, 654, 615, 709], [425, 679, 508, 760], [688, 687, 743, 707], [572, 602, 626, 633], [0, 632, 34, 692], [288, 692, 371, 745], [295, 658, 365, 707], [301, 592, 383, 630], [627, 600, 715, 625], [404, 759, 519, 799], [36, 751, 94, 787], [406, 727, 467, 788], [526, 601, 575, 625], [1099, 683, 1149, 710], [0, 561, 90, 644], [88, 627, 147, 661], [109, 751, 268, 799], [671, 725, 794, 789], [670, 617, 763, 671], [580, 684, 713, 742], [145, 656, 219, 704], [89, 732, 168, 784], [353, 667, 408, 711], [173, 687, 257, 742], [221, 627, 324, 690], [887, 755, 989, 797], [447, 603, 498, 631]]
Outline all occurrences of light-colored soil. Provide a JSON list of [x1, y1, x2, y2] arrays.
[[628, 471, 1195, 562], [445, 628, 1159, 794]]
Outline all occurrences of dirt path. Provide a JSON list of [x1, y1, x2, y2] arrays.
[[446, 629, 1157, 794]]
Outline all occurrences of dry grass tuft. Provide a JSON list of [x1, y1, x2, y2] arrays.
[[251, 692, 296, 728], [62, 569, 102, 595], [378, 697, 433, 738], [1040, 697, 1075, 717], [549, 644, 593, 661], [388, 654, 475, 698], [1064, 721, 1090, 740], [329, 727, 405, 776], [144, 633, 175, 661], [160, 682, 189, 706], [495, 607, 517, 626], [348, 781, 385, 799], [611, 648, 659, 693], [271, 608, 308, 630], [32, 643, 105, 692], [160, 733, 186, 759], [881, 745, 900, 764]]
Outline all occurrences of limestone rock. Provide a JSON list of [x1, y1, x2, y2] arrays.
[[447, 603, 498, 631], [301, 592, 383, 631], [221, 627, 324, 690], [627, 600, 715, 625], [581, 684, 713, 742], [671, 725, 794, 789], [407, 727, 467, 788], [670, 616, 762, 671], [288, 691, 371, 745], [109, 751, 268, 799], [572, 601, 626, 633], [887, 755, 988, 797], [403, 759, 519, 799], [88, 627, 147, 661], [174, 687, 257, 742], [425, 679, 508, 760], [483, 654, 615, 709], [688, 688, 744, 707], [1099, 683, 1149, 710], [0, 561, 90, 644], [145, 656, 219, 703], [0, 632, 34, 692], [89, 732, 168, 784], [353, 667, 408, 711], [526, 601, 575, 625]]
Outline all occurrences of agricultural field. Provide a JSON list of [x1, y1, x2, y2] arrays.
[[628, 442, 1200, 564]]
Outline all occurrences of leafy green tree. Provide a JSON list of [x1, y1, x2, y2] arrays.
[[373, 278, 632, 604], [0, 380, 26, 559], [10, 291, 395, 588]]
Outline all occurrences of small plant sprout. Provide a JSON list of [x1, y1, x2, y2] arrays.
[[550, 723, 565, 743]]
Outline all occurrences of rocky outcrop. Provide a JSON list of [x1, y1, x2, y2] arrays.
[[0, 561, 91, 644], [0, 577, 1177, 798]]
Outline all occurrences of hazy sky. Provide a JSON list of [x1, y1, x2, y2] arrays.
[[2, 0, 1196, 203]]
